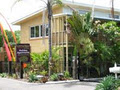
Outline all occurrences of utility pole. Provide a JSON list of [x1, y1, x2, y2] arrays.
[[47, 0, 52, 77], [111, 0, 114, 19], [92, 0, 95, 20]]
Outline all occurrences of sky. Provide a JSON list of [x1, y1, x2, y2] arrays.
[[0, 0, 120, 31]]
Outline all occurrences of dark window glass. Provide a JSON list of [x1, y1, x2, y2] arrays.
[[46, 24, 49, 36], [64, 21, 66, 31], [35, 26, 39, 37], [31, 27, 34, 38]]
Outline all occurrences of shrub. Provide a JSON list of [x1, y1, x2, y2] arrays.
[[12, 74, 18, 79], [40, 70, 48, 76], [64, 71, 70, 79], [114, 79, 120, 90], [50, 73, 58, 81], [31, 47, 61, 74], [28, 72, 38, 82], [0, 73, 7, 78], [96, 76, 116, 90]]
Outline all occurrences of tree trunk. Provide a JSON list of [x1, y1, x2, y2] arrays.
[[47, 0, 52, 77]]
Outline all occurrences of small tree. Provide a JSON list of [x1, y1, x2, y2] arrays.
[[15, 30, 20, 44], [68, 12, 95, 77], [92, 21, 120, 76], [68, 12, 94, 58]]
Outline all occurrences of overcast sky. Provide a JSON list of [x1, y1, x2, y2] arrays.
[[0, 0, 120, 31]]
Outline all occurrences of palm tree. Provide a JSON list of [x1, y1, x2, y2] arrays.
[[68, 12, 94, 77], [68, 12, 94, 54], [46, 0, 62, 76], [13, 0, 62, 76]]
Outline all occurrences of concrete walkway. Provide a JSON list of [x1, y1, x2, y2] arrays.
[[0, 77, 98, 90]]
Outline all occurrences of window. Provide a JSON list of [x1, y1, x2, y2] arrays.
[[30, 26, 39, 38], [30, 24, 48, 38], [30, 27, 35, 38], [79, 10, 88, 14], [109, 14, 119, 19], [35, 26, 39, 37], [46, 24, 49, 36], [40, 24, 49, 37]]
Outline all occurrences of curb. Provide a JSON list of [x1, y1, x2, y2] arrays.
[[46, 80, 79, 84]]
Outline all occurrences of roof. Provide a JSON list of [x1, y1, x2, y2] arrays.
[[12, 1, 120, 25], [64, 1, 120, 12]]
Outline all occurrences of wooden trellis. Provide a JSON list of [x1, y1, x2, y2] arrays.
[[52, 14, 70, 72]]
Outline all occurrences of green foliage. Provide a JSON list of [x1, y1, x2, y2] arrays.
[[68, 12, 94, 57], [94, 21, 120, 42], [64, 71, 70, 78], [15, 30, 20, 43], [114, 79, 120, 89], [28, 72, 38, 82], [89, 21, 120, 76], [94, 41, 112, 62], [5, 30, 14, 44], [31, 51, 49, 72], [73, 46, 77, 56], [68, 12, 95, 77], [31, 47, 61, 74], [0, 30, 20, 45], [96, 76, 115, 90], [68, 12, 93, 34], [50, 73, 58, 81], [113, 42, 120, 63], [93, 21, 120, 63], [95, 76, 120, 90], [12, 74, 18, 79], [0, 73, 7, 78], [68, 12, 120, 77], [40, 70, 48, 76]]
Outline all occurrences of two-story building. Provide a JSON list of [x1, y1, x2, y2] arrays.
[[13, 0, 120, 73]]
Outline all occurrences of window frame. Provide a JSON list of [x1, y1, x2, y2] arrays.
[[30, 24, 49, 39]]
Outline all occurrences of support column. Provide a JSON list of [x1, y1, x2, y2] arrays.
[[62, 17, 64, 73], [72, 56, 76, 79], [65, 16, 68, 71], [20, 61, 23, 79], [8, 61, 12, 76]]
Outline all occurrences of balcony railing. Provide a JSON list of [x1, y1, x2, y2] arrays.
[[52, 32, 66, 45]]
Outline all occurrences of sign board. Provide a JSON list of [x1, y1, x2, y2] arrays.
[[16, 44, 30, 63]]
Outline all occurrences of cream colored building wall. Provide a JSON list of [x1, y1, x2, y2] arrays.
[[20, 6, 63, 53]]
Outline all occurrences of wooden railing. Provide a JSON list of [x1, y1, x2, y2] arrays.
[[52, 32, 66, 45]]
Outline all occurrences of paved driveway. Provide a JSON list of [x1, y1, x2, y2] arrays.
[[0, 78, 97, 90]]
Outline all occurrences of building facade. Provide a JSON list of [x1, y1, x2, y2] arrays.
[[13, 1, 120, 73]]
